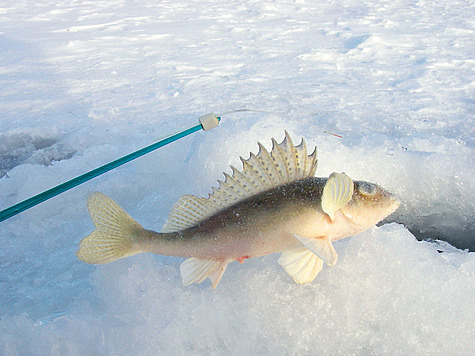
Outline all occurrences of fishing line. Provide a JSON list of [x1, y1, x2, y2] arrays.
[[217, 108, 280, 117], [220, 109, 343, 138]]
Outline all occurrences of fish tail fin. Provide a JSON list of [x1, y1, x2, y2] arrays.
[[77, 192, 144, 264]]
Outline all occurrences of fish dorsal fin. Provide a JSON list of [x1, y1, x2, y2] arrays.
[[321, 172, 354, 221], [162, 195, 211, 233], [163, 131, 318, 232]]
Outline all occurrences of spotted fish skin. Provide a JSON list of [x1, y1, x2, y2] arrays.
[[141, 177, 326, 259], [77, 132, 399, 288]]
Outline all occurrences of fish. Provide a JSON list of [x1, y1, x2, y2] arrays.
[[77, 131, 400, 288]]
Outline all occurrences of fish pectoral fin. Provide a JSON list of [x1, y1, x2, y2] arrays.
[[321, 172, 354, 221], [278, 247, 323, 284], [180, 258, 229, 289], [293, 234, 338, 266]]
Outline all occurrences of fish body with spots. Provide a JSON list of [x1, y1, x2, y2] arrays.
[[77, 132, 399, 288]]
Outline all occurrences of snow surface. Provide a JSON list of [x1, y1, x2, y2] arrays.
[[0, 0, 474, 354]]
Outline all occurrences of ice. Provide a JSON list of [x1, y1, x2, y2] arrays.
[[1, 225, 473, 355], [0, 0, 473, 354]]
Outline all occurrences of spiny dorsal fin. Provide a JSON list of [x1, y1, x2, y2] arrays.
[[162, 131, 318, 232]]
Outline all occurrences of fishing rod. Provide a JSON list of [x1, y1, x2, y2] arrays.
[[0, 108, 342, 223], [0, 113, 222, 222]]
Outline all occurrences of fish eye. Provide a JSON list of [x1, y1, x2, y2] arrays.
[[357, 182, 377, 196]]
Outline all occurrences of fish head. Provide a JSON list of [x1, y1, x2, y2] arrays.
[[339, 180, 400, 230]]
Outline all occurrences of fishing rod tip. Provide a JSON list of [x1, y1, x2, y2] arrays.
[[199, 113, 220, 131]]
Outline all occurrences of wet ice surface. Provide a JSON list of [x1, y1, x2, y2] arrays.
[[0, 131, 76, 178], [0, 0, 474, 354]]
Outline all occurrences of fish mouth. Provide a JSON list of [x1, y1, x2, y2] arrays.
[[389, 195, 401, 212]]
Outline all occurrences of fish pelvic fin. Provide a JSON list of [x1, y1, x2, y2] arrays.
[[77, 192, 144, 264], [293, 234, 338, 266], [278, 247, 323, 284], [180, 258, 230, 289]]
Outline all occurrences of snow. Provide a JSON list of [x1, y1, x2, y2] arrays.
[[0, 0, 474, 354]]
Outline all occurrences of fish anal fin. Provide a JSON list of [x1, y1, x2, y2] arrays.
[[180, 258, 229, 288], [322, 172, 354, 221], [278, 247, 323, 284], [293, 234, 338, 266], [209, 263, 228, 289]]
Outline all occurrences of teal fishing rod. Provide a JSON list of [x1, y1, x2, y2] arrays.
[[0, 113, 221, 222]]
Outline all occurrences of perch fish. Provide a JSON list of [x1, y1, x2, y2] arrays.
[[77, 132, 399, 288]]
